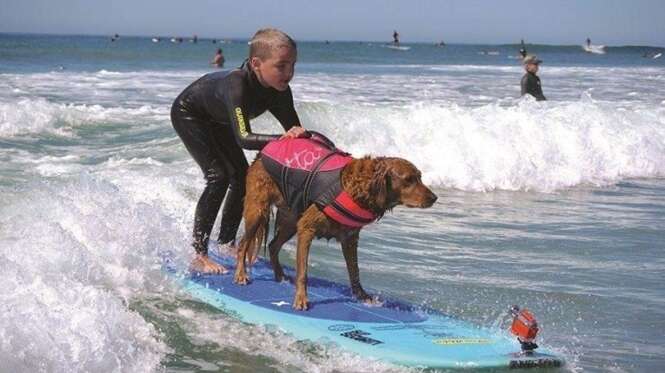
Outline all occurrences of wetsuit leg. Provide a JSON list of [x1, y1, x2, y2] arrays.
[[171, 108, 243, 254], [207, 125, 248, 245], [217, 148, 248, 244]]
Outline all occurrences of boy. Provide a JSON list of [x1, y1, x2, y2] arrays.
[[171, 28, 306, 273], [520, 55, 546, 101]]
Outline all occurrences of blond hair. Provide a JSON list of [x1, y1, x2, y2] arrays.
[[249, 28, 297, 60]]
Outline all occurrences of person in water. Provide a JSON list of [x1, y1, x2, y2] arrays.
[[393, 30, 400, 45], [211, 48, 225, 67], [586, 37, 591, 47], [519, 39, 527, 58], [520, 55, 546, 101], [171, 28, 306, 273]]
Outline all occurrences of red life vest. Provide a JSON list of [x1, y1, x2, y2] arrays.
[[260, 133, 376, 228]]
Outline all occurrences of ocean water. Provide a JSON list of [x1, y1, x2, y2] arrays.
[[1, 33, 664, 372]]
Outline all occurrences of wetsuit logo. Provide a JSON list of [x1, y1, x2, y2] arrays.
[[234, 107, 248, 137]]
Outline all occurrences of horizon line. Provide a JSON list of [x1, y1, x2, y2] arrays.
[[1, 31, 663, 49]]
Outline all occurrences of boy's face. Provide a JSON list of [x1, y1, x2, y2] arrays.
[[525, 63, 539, 73], [251, 46, 297, 91]]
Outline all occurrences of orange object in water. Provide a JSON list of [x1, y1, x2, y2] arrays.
[[510, 306, 539, 342]]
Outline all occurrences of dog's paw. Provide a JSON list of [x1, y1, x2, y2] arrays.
[[233, 269, 250, 285], [362, 296, 384, 307], [293, 293, 309, 310], [273, 267, 289, 283], [354, 290, 383, 307]]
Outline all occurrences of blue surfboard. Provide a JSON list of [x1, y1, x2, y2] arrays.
[[163, 251, 563, 369]]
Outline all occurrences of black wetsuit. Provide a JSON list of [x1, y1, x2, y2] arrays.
[[521, 72, 546, 101], [171, 63, 300, 254], [519, 40, 527, 58]]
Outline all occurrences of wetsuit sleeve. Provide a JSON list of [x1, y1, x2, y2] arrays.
[[269, 87, 301, 131], [520, 74, 529, 97], [219, 72, 280, 150]]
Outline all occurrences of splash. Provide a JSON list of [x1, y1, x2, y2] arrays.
[[0, 97, 166, 137], [0, 174, 179, 371]]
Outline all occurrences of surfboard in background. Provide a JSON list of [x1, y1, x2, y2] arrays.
[[583, 44, 606, 54], [162, 250, 564, 370], [384, 44, 411, 51]]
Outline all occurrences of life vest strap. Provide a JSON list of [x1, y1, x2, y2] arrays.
[[322, 191, 376, 228]]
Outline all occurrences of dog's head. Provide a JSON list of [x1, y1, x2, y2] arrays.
[[370, 157, 437, 211]]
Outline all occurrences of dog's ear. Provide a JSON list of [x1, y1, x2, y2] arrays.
[[369, 160, 392, 210]]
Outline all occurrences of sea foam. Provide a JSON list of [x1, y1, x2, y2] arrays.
[[0, 174, 177, 371], [292, 98, 665, 192], [2, 68, 665, 193]]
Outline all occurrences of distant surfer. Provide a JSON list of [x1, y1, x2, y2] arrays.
[[171, 28, 306, 274], [211, 48, 225, 67], [519, 39, 528, 58], [521, 55, 546, 101], [393, 30, 400, 45], [583, 38, 606, 54], [642, 51, 662, 59]]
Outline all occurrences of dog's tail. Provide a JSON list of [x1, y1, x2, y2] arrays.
[[262, 208, 272, 259], [249, 209, 270, 265]]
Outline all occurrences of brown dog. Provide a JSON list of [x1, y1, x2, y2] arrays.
[[234, 156, 437, 310]]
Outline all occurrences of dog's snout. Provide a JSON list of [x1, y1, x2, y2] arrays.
[[424, 190, 437, 207]]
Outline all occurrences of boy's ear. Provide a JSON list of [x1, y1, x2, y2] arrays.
[[249, 57, 261, 70]]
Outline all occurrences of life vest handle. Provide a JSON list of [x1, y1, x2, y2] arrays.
[[304, 130, 337, 151]]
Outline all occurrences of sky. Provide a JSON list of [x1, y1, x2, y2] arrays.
[[1, 0, 664, 46]]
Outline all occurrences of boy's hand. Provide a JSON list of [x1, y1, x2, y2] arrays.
[[281, 126, 307, 139]]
